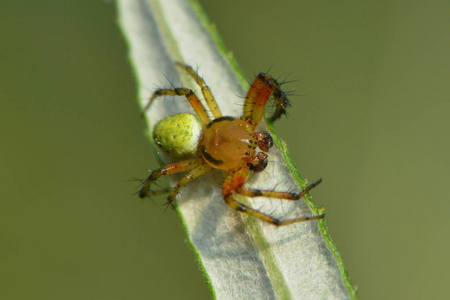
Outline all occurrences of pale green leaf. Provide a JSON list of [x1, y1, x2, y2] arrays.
[[117, 0, 356, 299]]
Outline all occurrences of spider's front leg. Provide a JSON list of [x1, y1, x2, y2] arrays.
[[242, 72, 291, 128], [237, 178, 323, 201], [222, 167, 323, 226]]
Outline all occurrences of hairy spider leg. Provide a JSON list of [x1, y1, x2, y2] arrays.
[[175, 63, 222, 119], [166, 163, 212, 205], [268, 79, 291, 123], [237, 178, 323, 201], [139, 157, 204, 198], [222, 166, 323, 226], [242, 73, 291, 127], [141, 188, 172, 197], [141, 88, 211, 125]]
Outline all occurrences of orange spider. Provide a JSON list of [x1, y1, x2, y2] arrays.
[[139, 63, 324, 226]]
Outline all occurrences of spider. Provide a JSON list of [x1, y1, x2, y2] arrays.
[[138, 63, 324, 226]]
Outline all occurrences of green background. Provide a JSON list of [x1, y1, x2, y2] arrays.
[[1, 0, 449, 299]]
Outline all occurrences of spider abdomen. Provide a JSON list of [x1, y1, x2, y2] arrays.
[[200, 116, 256, 170], [153, 113, 203, 159]]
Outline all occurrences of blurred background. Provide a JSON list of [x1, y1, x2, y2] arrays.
[[1, 0, 449, 299]]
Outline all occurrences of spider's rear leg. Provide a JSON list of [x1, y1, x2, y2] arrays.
[[222, 168, 323, 226], [175, 63, 222, 119], [166, 163, 212, 207], [142, 188, 171, 197], [242, 73, 292, 128], [141, 88, 210, 125], [139, 157, 204, 198]]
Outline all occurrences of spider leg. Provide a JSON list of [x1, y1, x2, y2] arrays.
[[139, 157, 204, 198], [222, 167, 323, 226], [141, 88, 210, 125], [269, 82, 291, 123], [224, 194, 323, 226], [176, 63, 222, 119], [242, 73, 291, 128], [237, 178, 322, 201], [142, 188, 171, 197], [166, 163, 212, 206]]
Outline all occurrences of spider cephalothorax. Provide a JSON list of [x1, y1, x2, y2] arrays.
[[139, 63, 323, 226]]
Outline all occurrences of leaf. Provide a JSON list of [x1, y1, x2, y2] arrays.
[[117, 0, 356, 299]]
